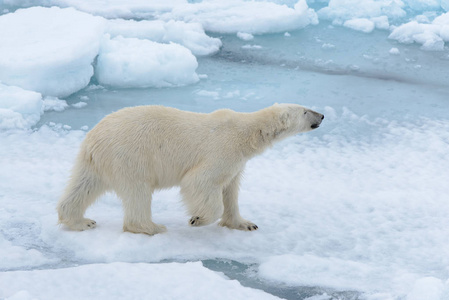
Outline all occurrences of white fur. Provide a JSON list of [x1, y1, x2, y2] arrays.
[[57, 103, 323, 235]]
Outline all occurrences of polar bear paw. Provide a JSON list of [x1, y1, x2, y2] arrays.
[[66, 218, 97, 231], [189, 216, 207, 226], [219, 219, 258, 231]]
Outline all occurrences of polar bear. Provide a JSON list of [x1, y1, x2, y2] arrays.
[[57, 103, 323, 235]]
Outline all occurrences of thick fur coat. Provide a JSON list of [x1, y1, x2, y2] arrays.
[[57, 103, 324, 235]]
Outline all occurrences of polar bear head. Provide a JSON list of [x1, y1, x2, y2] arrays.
[[250, 103, 324, 152], [272, 103, 324, 139]]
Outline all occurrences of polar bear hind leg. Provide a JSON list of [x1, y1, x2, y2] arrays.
[[117, 183, 167, 235], [57, 159, 105, 231]]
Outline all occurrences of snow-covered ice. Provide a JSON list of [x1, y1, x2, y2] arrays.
[[1, 1, 449, 299], [237, 32, 255, 41], [95, 36, 199, 88], [0, 262, 279, 300], [389, 13, 449, 50], [0, 83, 43, 130], [157, 0, 319, 34], [0, 7, 106, 97], [343, 18, 376, 33], [106, 19, 222, 56]]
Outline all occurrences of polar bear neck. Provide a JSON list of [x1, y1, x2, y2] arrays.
[[238, 107, 291, 157]]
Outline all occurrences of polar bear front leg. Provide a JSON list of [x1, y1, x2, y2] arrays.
[[219, 174, 258, 231], [117, 186, 167, 236], [181, 172, 224, 227]]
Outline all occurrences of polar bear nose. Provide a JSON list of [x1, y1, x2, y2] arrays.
[[310, 113, 324, 129]]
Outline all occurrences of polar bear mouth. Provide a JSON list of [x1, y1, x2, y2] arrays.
[[311, 124, 320, 129]]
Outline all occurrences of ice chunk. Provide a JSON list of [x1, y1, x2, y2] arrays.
[[389, 47, 401, 54], [388, 19, 447, 51], [0, 7, 106, 97], [322, 43, 336, 49], [3, 0, 188, 19], [196, 90, 220, 99], [237, 32, 254, 41], [318, 0, 406, 22], [0, 83, 43, 130], [95, 36, 199, 88], [161, 0, 318, 34], [0, 234, 56, 269], [343, 18, 375, 33], [0, 262, 279, 300], [43, 97, 69, 112], [407, 277, 445, 300], [371, 15, 390, 30], [414, 31, 444, 50], [443, 0, 449, 11], [242, 44, 263, 49], [433, 11, 449, 25], [72, 102, 88, 109], [258, 254, 384, 292], [402, 0, 441, 11], [106, 19, 221, 56]]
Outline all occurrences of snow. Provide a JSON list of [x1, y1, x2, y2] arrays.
[[159, 0, 319, 34], [0, 83, 42, 130], [317, 0, 406, 23], [242, 44, 263, 50], [43, 97, 69, 112], [1, 1, 449, 299], [106, 19, 222, 56], [0, 238, 56, 270], [0, 262, 280, 300], [2, 109, 449, 299], [95, 36, 199, 88], [0, 7, 106, 97], [72, 102, 87, 109], [3, 0, 187, 19], [389, 13, 449, 50], [407, 277, 449, 300], [389, 47, 401, 54], [403, 0, 441, 11], [343, 18, 376, 33], [237, 32, 255, 41], [444, 0, 449, 11]]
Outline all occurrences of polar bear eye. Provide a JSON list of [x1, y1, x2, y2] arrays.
[[304, 111, 307, 115]]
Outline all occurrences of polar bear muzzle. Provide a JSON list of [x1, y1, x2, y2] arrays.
[[307, 110, 324, 129]]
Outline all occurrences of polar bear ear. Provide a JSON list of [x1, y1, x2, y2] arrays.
[[279, 109, 291, 128], [272, 108, 291, 138]]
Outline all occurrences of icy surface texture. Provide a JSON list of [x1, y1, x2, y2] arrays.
[[0, 7, 106, 97], [106, 19, 222, 56], [1, 1, 449, 300], [0, 83, 43, 130], [159, 0, 318, 34], [0, 6, 216, 97], [389, 12, 449, 50], [0, 262, 279, 300], [317, 0, 406, 22], [95, 36, 199, 88]]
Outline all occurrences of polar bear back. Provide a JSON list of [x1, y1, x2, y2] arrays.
[[82, 106, 247, 189]]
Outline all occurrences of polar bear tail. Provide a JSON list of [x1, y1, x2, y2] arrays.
[[57, 147, 106, 228]]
